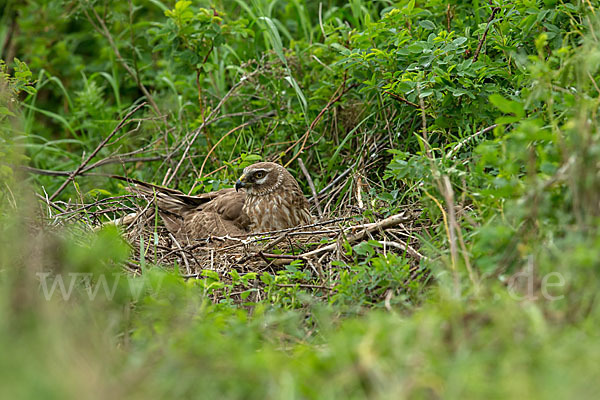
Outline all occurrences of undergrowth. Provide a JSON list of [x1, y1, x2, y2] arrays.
[[2, 0, 600, 398]]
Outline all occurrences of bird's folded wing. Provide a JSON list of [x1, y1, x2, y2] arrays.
[[184, 210, 248, 239], [117, 175, 250, 240]]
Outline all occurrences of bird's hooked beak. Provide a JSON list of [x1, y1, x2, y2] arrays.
[[235, 174, 246, 192]]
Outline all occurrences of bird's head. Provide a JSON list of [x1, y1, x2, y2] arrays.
[[235, 162, 284, 195]]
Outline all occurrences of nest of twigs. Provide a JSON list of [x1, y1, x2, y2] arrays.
[[38, 170, 429, 303], [116, 181, 429, 299]]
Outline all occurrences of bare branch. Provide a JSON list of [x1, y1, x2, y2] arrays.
[[48, 102, 147, 201]]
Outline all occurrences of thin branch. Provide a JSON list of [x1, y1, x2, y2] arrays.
[[82, 156, 162, 172], [297, 213, 411, 258], [283, 77, 354, 167], [168, 233, 191, 275], [473, 7, 501, 62], [446, 4, 452, 32], [186, 217, 359, 252], [35, 193, 67, 214], [48, 102, 146, 201], [312, 162, 356, 201], [18, 156, 161, 177], [375, 240, 426, 261], [383, 90, 420, 108], [447, 124, 498, 158], [188, 110, 276, 194], [297, 158, 322, 217], [259, 252, 306, 260], [84, 7, 161, 115], [165, 72, 260, 186]]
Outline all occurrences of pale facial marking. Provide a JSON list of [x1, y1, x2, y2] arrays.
[[254, 175, 268, 185]]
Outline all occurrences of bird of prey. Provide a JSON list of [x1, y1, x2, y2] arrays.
[[128, 162, 313, 241]]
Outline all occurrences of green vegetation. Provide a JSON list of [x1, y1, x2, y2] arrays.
[[2, 0, 600, 398]]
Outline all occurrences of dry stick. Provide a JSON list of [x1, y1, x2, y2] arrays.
[[322, 178, 347, 215], [86, 8, 160, 115], [318, 2, 326, 39], [418, 87, 431, 157], [39, 187, 55, 218], [83, 156, 162, 172], [283, 78, 351, 168], [168, 233, 191, 275], [259, 252, 306, 261], [80, 131, 162, 172], [167, 72, 260, 187], [35, 193, 67, 214], [374, 240, 426, 261], [52, 195, 135, 217], [587, 71, 600, 94], [0, 11, 16, 60], [259, 235, 288, 253], [440, 177, 460, 282], [440, 176, 478, 289], [203, 156, 241, 177], [473, 7, 501, 62], [298, 213, 411, 258], [383, 90, 420, 108], [21, 166, 78, 177], [48, 102, 147, 201], [311, 161, 356, 202], [311, 139, 383, 205], [243, 216, 357, 239], [197, 216, 360, 256], [171, 108, 272, 172], [276, 283, 335, 291], [196, 43, 215, 121], [197, 120, 251, 179], [124, 261, 141, 275], [297, 158, 323, 217], [416, 90, 460, 294], [447, 124, 498, 158], [189, 110, 276, 193], [19, 154, 161, 178], [251, 238, 296, 267]]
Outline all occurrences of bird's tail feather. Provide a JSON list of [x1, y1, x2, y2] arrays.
[[111, 175, 197, 237], [111, 175, 205, 213]]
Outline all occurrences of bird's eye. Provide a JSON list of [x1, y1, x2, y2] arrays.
[[255, 171, 265, 179]]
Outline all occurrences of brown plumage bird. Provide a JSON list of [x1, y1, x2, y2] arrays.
[[128, 162, 312, 242]]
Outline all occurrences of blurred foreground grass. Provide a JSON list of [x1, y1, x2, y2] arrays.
[[1, 193, 600, 399]]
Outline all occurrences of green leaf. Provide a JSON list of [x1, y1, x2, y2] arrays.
[[489, 94, 525, 117], [284, 76, 308, 118], [419, 20, 436, 30], [260, 273, 273, 285], [0, 106, 15, 117], [21, 103, 76, 136], [330, 43, 350, 55], [259, 17, 286, 66], [353, 241, 374, 257], [452, 37, 468, 46]]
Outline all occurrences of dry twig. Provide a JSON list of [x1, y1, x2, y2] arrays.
[[48, 102, 147, 201], [297, 158, 322, 217], [473, 7, 501, 62]]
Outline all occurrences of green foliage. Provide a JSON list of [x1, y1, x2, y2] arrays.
[[0, 57, 36, 200], [3, 0, 600, 398], [153, 1, 251, 77]]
